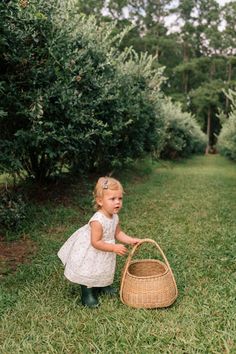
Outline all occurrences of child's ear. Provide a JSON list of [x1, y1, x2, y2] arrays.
[[96, 197, 103, 207]]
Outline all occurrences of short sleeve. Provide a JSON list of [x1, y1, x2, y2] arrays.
[[88, 212, 119, 236], [89, 212, 106, 229]]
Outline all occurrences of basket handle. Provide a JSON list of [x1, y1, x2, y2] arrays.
[[120, 238, 178, 304]]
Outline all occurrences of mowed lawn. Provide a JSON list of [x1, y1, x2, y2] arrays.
[[0, 155, 235, 353]]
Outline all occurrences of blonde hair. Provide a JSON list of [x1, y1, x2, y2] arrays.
[[93, 176, 124, 210]]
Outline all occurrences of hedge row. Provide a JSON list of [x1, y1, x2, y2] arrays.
[[160, 99, 206, 159], [217, 90, 236, 161], [0, 0, 206, 183]]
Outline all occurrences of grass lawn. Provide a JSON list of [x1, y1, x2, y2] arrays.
[[0, 155, 235, 353]]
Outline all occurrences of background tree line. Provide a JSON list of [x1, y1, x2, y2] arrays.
[[80, 0, 236, 150]]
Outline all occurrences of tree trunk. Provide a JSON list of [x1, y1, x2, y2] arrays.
[[225, 60, 232, 112], [183, 41, 189, 94], [205, 107, 211, 154]]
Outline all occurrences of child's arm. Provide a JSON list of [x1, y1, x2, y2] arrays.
[[91, 221, 127, 256], [115, 224, 141, 245]]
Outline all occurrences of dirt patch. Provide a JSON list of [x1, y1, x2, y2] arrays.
[[0, 236, 37, 277]]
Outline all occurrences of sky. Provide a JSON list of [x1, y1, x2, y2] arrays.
[[217, 0, 232, 4], [103, 0, 234, 26], [165, 0, 234, 31]]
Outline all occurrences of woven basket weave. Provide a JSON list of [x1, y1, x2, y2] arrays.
[[120, 238, 178, 309]]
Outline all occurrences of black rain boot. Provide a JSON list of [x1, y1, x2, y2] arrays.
[[95, 285, 117, 296], [81, 285, 99, 308]]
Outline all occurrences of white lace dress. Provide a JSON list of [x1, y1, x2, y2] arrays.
[[58, 211, 118, 287]]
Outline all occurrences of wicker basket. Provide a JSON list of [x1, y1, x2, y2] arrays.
[[120, 238, 178, 309]]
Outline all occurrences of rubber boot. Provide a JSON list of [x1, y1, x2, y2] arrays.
[[95, 285, 117, 296], [81, 285, 99, 308]]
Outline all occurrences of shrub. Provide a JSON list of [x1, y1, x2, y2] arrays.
[[160, 98, 207, 159], [217, 102, 236, 161], [0, 0, 166, 181], [84, 50, 166, 170], [0, 188, 27, 232]]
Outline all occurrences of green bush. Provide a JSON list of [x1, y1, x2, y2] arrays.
[[85, 51, 166, 170], [0, 188, 27, 232], [217, 112, 236, 161], [160, 98, 207, 159], [0, 0, 165, 181]]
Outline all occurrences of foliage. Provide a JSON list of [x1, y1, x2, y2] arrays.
[[0, 187, 27, 232], [95, 50, 166, 169], [95, 0, 236, 145], [189, 79, 228, 145], [160, 98, 207, 159], [0, 0, 165, 182], [217, 90, 236, 161]]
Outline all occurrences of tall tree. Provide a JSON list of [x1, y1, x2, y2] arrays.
[[220, 2, 236, 112], [194, 0, 221, 56]]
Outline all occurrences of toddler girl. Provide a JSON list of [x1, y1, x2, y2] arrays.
[[58, 176, 140, 308]]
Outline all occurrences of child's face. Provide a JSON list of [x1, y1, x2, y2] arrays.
[[97, 188, 123, 218]]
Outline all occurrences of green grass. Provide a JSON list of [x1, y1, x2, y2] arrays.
[[0, 155, 236, 353]]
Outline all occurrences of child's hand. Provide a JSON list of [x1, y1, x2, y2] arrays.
[[113, 244, 128, 256], [129, 238, 141, 245]]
